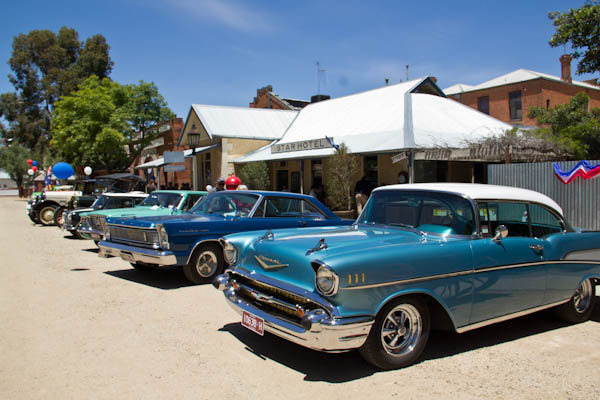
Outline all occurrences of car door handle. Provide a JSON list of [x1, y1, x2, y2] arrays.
[[529, 244, 544, 252]]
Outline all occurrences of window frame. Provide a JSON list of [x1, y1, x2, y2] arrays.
[[509, 90, 522, 121]]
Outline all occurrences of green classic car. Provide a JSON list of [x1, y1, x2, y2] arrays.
[[77, 190, 206, 242]]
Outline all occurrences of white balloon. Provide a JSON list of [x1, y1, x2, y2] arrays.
[[27, 168, 34, 176], [206, 185, 213, 191], [84, 166, 93, 176]]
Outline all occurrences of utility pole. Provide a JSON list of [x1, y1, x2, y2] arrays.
[[316, 61, 326, 95]]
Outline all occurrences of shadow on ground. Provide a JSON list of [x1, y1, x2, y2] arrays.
[[219, 298, 600, 383], [83, 248, 99, 254], [104, 266, 195, 290]]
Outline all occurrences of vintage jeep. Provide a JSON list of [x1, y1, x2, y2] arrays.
[[214, 183, 600, 370]]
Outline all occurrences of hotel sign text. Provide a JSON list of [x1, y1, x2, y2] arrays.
[[271, 138, 333, 154]]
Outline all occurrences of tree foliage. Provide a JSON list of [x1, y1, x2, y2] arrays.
[[238, 161, 270, 190], [50, 76, 174, 172], [0, 142, 33, 192], [549, 1, 600, 75], [0, 27, 113, 153], [325, 143, 361, 211], [529, 92, 600, 159]]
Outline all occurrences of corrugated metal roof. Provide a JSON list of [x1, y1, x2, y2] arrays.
[[443, 69, 600, 95], [443, 83, 475, 96], [236, 77, 511, 162], [192, 104, 297, 140]]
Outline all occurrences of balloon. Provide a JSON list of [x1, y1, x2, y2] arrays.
[[52, 162, 74, 180], [84, 166, 93, 176], [32, 160, 37, 166], [27, 159, 33, 166], [32, 166, 37, 173], [27, 168, 34, 176]]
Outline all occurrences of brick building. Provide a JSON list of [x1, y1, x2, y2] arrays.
[[444, 56, 600, 127], [250, 85, 310, 110]]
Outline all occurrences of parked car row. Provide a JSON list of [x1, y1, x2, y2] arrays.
[[32, 183, 600, 370]]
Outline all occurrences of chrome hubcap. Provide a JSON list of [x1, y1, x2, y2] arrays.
[[195, 251, 217, 278], [380, 304, 422, 356], [41, 208, 54, 222], [573, 280, 593, 314]]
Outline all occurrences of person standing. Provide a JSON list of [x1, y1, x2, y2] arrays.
[[146, 178, 156, 194], [354, 176, 370, 215]]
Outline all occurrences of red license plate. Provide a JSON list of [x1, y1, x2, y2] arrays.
[[242, 311, 264, 336]]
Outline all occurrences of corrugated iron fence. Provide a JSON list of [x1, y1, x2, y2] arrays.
[[488, 160, 600, 230]]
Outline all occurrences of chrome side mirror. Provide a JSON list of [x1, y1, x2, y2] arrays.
[[493, 225, 508, 242]]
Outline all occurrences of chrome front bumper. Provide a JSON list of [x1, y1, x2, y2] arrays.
[[214, 273, 374, 352], [77, 225, 103, 240], [98, 241, 177, 265]]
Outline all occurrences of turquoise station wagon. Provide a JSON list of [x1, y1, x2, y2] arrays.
[[214, 183, 600, 370]]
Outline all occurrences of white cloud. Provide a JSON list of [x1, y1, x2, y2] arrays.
[[163, 0, 273, 33]]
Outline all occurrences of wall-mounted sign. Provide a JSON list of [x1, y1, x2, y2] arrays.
[[164, 164, 186, 172], [271, 138, 333, 154], [158, 124, 171, 133], [164, 151, 185, 164]]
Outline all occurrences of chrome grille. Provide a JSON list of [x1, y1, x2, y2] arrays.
[[90, 215, 106, 231], [109, 226, 159, 249]]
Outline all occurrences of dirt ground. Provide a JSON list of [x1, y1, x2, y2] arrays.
[[1, 196, 599, 400]]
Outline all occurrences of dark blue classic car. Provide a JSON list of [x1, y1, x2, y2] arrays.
[[98, 191, 354, 284], [214, 183, 600, 370]]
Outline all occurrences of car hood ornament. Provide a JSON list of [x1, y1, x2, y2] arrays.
[[306, 238, 328, 256]]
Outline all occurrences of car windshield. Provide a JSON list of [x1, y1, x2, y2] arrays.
[[140, 192, 183, 208], [91, 195, 110, 209], [190, 192, 259, 217], [357, 190, 475, 236]]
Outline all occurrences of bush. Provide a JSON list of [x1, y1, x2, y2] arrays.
[[238, 161, 270, 190], [325, 143, 361, 210]]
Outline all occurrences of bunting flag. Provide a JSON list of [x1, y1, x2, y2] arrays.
[[44, 166, 52, 187], [553, 161, 600, 184]]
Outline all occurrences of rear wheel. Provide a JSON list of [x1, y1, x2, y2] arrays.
[[38, 205, 58, 226], [182, 243, 224, 284], [28, 210, 41, 224], [53, 206, 66, 227], [359, 296, 430, 370], [555, 278, 596, 323], [130, 262, 158, 271]]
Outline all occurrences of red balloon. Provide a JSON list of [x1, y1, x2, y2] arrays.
[[32, 166, 37, 172], [27, 159, 33, 166]]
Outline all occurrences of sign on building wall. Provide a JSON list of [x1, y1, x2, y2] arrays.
[[271, 138, 333, 154], [163, 151, 185, 164]]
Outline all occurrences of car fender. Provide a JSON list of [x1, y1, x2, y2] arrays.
[[34, 200, 60, 210], [186, 238, 223, 264]]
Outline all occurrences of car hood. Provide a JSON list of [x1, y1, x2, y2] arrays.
[[230, 225, 454, 292], [98, 206, 181, 220]]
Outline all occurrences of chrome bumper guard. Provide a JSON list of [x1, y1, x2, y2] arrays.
[[77, 225, 103, 240], [213, 272, 374, 352], [97, 241, 177, 265]]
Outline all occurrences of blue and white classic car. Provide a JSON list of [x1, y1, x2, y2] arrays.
[[214, 183, 600, 370], [98, 191, 354, 284]]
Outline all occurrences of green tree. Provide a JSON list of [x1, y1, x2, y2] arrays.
[[529, 92, 600, 159], [0, 142, 33, 196], [325, 143, 361, 211], [238, 161, 270, 190], [549, 1, 600, 75], [51, 76, 175, 172], [0, 27, 113, 153]]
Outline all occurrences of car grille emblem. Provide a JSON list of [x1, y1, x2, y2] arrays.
[[255, 255, 288, 270]]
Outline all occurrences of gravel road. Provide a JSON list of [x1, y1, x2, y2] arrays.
[[1, 196, 598, 399]]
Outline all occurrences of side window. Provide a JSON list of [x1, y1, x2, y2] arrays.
[[529, 204, 562, 237], [302, 200, 325, 218], [253, 200, 265, 218], [263, 197, 308, 218], [134, 197, 145, 206], [478, 202, 529, 237], [182, 194, 202, 211]]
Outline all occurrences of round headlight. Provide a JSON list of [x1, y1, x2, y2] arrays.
[[315, 263, 339, 296], [222, 240, 237, 265]]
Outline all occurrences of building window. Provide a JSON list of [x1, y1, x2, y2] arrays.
[[509, 91, 522, 120], [546, 99, 550, 110], [477, 96, 490, 115]]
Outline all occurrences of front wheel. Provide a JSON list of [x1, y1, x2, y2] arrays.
[[54, 206, 66, 227], [555, 278, 596, 323], [38, 205, 58, 226], [182, 243, 224, 284], [359, 296, 430, 370]]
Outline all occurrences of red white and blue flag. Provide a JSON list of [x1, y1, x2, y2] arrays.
[[553, 161, 600, 184], [44, 166, 52, 186]]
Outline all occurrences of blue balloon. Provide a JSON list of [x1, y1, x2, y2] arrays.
[[53, 162, 75, 180], [32, 160, 37, 166]]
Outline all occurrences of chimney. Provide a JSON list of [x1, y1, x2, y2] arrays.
[[560, 54, 572, 83], [311, 94, 330, 103]]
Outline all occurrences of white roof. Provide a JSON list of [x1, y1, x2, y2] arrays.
[[444, 69, 600, 95], [192, 104, 298, 140], [443, 83, 475, 96], [236, 77, 512, 162], [375, 183, 563, 216]]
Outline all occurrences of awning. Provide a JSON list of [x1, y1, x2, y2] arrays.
[[134, 145, 218, 170]]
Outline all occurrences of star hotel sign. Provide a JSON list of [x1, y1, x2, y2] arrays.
[[271, 138, 333, 154]]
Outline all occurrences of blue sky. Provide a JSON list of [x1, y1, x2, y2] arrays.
[[0, 0, 596, 119]]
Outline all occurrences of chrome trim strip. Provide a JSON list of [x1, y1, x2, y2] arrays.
[[455, 299, 570, 333], [342, 260, 600, 290], [254, 255, 289, 270], [107, 223, 156, 231]]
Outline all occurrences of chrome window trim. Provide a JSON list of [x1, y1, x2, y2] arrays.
[[342, 259, 600, 290]]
